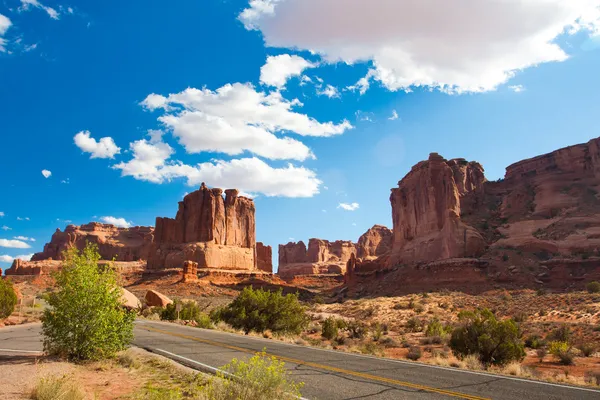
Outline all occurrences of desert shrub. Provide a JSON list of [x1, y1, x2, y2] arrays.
[[584, 371, 600, 386], [346, 320, 367, 339], [196, 313, 213, 329], [536, 347, 547, 362], [359, 342, 383, 356], [449, 308, 525, 366], [586, 281, 600, 293], [312, 295, 324, 304], [0, 278, 18, 319], [405, 317, 423, 333], [421, 335, 443, 345], [30, 374, 84, 400], [512, 312, 528, 323], [536, 288, 546, 296], [160, 300, 204, 322], [547, 324, 571, 344], [425, 317, 450, 337], [393, 302, 409, 310], [371, 322, 385, 342], [577, 343, 596, 357], [524, 335, 545, 349], [406, 346, 422, 361], [202, 350, 303, 399], [41, 244, 135, 361], [321, 317, 340, 340], [549, 341, 575, 365], [216, 287, 308, 335], [117, 350, 140, 369], [379, 336, 399, 348]]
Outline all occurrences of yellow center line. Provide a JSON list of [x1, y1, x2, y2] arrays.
[[140, 326, 490, 400]]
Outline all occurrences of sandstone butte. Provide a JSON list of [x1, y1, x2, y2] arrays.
[[278, 137, 600, 291], [4, 183, 273, 276]]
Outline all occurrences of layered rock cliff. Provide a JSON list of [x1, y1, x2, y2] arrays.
[[356, 225, 393, 260], [31, 222, 154, 262], [278, 238, 357, 278], [256, 242, 273, 273], [147, 183, 257, 271]]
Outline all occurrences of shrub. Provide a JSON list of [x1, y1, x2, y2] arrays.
[[379, 337, 399, 348], [584, 371, 600, 386], [536, 347, 547, 363], [346, 320, 367, 339], [202, 350, 303, 399], [160, 300, 207, 324], [547, 325, 571, 344], [321, 317, 340, 340], [449, 308, 525, 366], [524, 335, 545, 349], [30, 374, 84, 400], [359, 342, 383, 356], [371, 323, 385, 342], [586, 281, 600, 293], [549, 341, 575, 365], [425, 317, 450, 337], [312, 295, 325, 304], [577, 343, 596, 357], [216, 287, 308, 335], [41, 244, 135, 361], [196, 313, 213, 329], [0, 278, 18, 319], [512, 312, 527, 323], [405, 317, 423, 333], [406, 346, 422, 361], [536, 288, 546, 296]]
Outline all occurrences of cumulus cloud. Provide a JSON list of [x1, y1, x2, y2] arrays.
[[14, 236, 35, 242], [317, 84, 340, 98], [0, 211, 4, 217], [140, 83, 351, 161], [99, 216, 132, 228], [0, 238, 31, 249], [1, 226, 11, 231], [0, 13, 11, 52], [20, 0, 60, 20], [17, 217, 30, 221], [509, 85, 526, 93], [42, 169, 52, 178], [388, 110, 399, 120], [240, 0, 600, 94], [260, 54, 315, 88], [338, 202, 360, 211], [74, 130, 121, 159], [0, 253, 34, 263]]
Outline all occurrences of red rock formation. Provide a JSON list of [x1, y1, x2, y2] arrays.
[[278, 238, 356, 278], [182, 260, 199, 282], [389, 153, 486, 266], [31, 222, 154, 262], [344, 253, 356, 285], [256, 242, 273, 273], [145, 290, 173, 307], [4, 259, 60, 275], [147, 183, 257, 271], [356, 225, 393, 260]]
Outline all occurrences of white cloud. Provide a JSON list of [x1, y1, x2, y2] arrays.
[[74, 130, 121, 159], [338, 202, 360, 211], [260, 54, 315, 88], [322, 209, 327, 213], [141, 83, 351, 161], [42, 169, 52, 178], [24, 43, 37, 52], [509, 85, 526, 93], [0, 238, 31, 249], [317, 84, 340, 98], [20, 0, 60, 20], [1, 226, 11, 231], [0, 13, 12, 52], [0, 212, 4, 217], [355, 110, 374, 122], [99, 216, 132, 228], [61, 178, 70, 184], [16, 217, 30, 221], [0, 253, 34, 263], [299, 75, 312, 86], [14, 236, 35, 242], [352, 222, 357, 226], [114, 137, 322, 197], [240, 0, 600, 94], [388, 110, 399, 120]]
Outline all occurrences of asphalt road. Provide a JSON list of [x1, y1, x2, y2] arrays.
[[1, 321, 599, 400]]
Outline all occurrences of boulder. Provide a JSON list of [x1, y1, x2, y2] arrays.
[[145, 290, 173, 308], [120, 288, 141, 310]]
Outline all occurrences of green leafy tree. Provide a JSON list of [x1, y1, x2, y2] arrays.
[[218, 287, 308, 335], [449, 308, 525, 366], [586, 281, 600, 293], [0, 278, 18, 319], [41, 244, 135, 360]]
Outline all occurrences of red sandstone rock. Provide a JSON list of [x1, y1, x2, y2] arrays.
[[145, 290, 173, 307], [4, 259, 60, 275], [278, 238, 356, 278], [389, 153, 486, 266], [256, 242, 273, 273], [182, 260, 199, 282], [120, 288, 141, 310], [31, 222, 154, 262], [147, 183, 257, 271], [356, 225, 393, 260]]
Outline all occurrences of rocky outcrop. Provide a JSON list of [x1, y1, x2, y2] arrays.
[[356, 225, 393, 260], [278, 238, 356, 278], [31, 222, 154, 262], [181, 261, 198, 282], [389, 153, 486, 266], [256, 242, 273, 273], [145, 290, 173, 307], [4, 259, 61, 275], [147, 183, 257, 271], [120, 288, 141, 310]]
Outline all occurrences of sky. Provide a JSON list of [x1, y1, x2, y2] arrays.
[[1, 0, 600, 271]]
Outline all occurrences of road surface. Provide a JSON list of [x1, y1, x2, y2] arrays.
[[1, 321, 599, 400]]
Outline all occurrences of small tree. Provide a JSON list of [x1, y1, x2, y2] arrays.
[[586, 281, 600, 293], [0, 278, 18, 319], [42, 244, 135, 360], [218, 287, 308, 335], [449, 308, 525, 366]]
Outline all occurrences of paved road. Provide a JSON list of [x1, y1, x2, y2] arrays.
[[2, 321, 599, 400]]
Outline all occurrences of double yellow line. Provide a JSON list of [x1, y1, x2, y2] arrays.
[[141, 326, 490, 400]]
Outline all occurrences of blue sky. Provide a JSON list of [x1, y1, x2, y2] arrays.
[[1, 0, 600, 270]]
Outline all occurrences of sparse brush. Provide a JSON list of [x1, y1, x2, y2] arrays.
[[30, 375, 84, 400], [405, 317, 423, 333], [379, 336, 399, 348], [463, 354, 484, 371], [577, 343, 596, 357], [536, 347, 547, 363], [549, 341, 575, 365], [584, 371, 600, 386], [406, 346, 422, 361], [502, 362, 532, 377], [586, 281, 600, 294], [118, 350, 140, 369]]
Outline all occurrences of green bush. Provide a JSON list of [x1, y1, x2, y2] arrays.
[[586, 281, 600, 293], [524, 335, 545, 349], [547, 324, 571, 344], [549, 341, 575, 365], [0, 278, 18, 319], [425, 317, 450, 337], [345, 320, 367, 339], [216, 287, 308, 335], [41, 244, 135, 361], [449, 308, 525, 366], [407, 346, 422, 361], [405, 317, 423, 333], [321, 317, 341, 340], [202, 350, 303, 399], [160, 300, 204, 322]]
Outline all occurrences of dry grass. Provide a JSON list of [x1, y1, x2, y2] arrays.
[[30, 374, 84, 400]]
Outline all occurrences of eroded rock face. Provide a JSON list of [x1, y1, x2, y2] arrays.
[[5, 259, 61, 275], [147, 183, 257, 271], [356, 225, 393, 260], [31, 222, 154, 262], [389, 153, 486, 266], [182, 260, 199, 282], [145, 290, 173, 307], [277, 238, 356, 278], [256, 242, 273, 273]]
